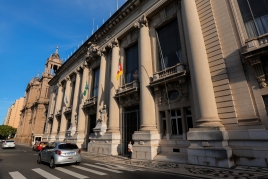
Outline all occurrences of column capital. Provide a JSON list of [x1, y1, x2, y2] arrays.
[[112, 38, 119, 48], [57, 82, 62, 88], [96, 47, 106, 56], [65, 76, 71, 81], [134, 15, 148, 28]]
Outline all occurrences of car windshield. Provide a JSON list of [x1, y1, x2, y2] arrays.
[[58, 143, 78, 149], [6, 141, 14, 143]]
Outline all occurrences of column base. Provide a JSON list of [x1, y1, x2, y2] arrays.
[[132, 130, 161, 160], [187, 128, 234, 168], [88, 132, 121, 155]]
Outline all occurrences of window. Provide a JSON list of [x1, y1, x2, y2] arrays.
[[170, 110, 183, 135], [58, 143, 78, 149], [125, 44, 139, 83], [92, 68, 100, 97], [237, 0, 268, 38], [263, 95, 268, 114], [157, 20, 182, 70]]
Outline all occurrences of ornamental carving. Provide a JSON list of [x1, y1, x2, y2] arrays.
[[248, 56, 267, 88], [86, 43, 99, 62]]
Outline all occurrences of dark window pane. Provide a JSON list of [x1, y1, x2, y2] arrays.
[[237, 0, 252, 21], [176, 110, 181, 116], [58, 144, 78, 149], [171, 118, 177, 135], [178, 118, 183, 135], [125, 44, 139, 83], [187, 117, 193, 131], [92, 68, 100, 97], [171, 110, 176, 116], [248, 0, 268, 18], [163, 120, 167, 135], [157, 20, 182, 69]]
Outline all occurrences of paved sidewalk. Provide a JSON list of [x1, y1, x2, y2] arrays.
[[81, 152, 268, 179]]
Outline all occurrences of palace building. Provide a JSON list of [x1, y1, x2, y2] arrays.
[[43, 0, 268, 168], [16, 48, 62, 145]]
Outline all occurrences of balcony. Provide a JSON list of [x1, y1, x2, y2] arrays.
[[115, 81, 140, 107], [55, 110, 62, 118], [115, 80, 139, 97], [243, 33, 268, 58], [63, 106, 72, 119], [150, 64, 186, 89], [48, 114, 54, 120], [83, 96, 97, 114]]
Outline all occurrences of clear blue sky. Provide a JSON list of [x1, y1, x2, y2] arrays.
[[0, 0, 126, 124]]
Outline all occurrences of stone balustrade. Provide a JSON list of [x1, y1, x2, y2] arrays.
[[245, 33, 268, 53]]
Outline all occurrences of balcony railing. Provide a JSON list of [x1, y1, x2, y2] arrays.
[[115, 80, 139, 97], [150, 64, 186, 87], [84, 96, 97, 106], [244, 33, 268, 53]]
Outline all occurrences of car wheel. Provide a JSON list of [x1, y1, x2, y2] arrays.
[[49, 158, 55, 169], [75, 162, 80, 165], [37, 155, 41, 164]]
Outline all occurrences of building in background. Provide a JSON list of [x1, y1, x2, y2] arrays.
[[43, 0, 268, 168], [3, 104, 14, 125], [4, 98, 25, 128], [16, 48, 62, 145]]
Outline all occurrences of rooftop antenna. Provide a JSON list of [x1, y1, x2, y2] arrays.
[[103, 19, 104, 24], [110, 12, 112, 17], [82, 40, 83, 44], [92, 18, 95, 35], [55, 46, 58, 54], [117, 0, 118, 10], [37, 70, 40, 78], [97, 25, 98, 30], [87, 35, 88, 39]]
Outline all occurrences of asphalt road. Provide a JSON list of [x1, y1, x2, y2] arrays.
[[0, 144, 194, 179]]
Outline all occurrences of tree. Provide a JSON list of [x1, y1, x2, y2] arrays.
[[0, 125, 17, 139]]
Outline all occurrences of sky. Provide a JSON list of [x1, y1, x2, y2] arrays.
[[0, 0, 126, 125]]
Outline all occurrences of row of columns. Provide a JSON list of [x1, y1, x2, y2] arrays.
[[47, 0, 223, 144]]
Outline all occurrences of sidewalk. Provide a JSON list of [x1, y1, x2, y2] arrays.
[[81, 151, 268, 179]]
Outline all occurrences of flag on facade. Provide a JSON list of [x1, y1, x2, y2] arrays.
[[116, 58, 123, 80], [83, 82, 89, 96]]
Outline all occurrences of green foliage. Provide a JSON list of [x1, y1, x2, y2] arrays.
[[0, 125, 17, 138]]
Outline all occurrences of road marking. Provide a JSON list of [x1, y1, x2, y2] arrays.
[[82, 163, 123, 173], [9, 171, 26, 179], [95, 163, 144, 171], [56, 167, 89, 178], [32, 168, 60, 179], [72, 165, 107, 175]]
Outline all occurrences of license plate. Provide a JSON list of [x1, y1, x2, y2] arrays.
[[67, 152, 74, 155], [68, 158, 73, 159]]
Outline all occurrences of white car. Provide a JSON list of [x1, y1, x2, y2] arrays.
[[2, 140, 15, 148]]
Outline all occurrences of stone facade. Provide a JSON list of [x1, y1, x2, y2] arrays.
[[44, 0, 268, 168], [16, 48, 62, 145]]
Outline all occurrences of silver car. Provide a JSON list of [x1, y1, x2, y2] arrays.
[[2, 140, 15, 148], [37, 142, 81, 168]]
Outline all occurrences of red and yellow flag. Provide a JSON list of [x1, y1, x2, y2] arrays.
[[116, 58, 123, 80]]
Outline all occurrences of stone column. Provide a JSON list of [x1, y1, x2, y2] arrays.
[[50, 84, 63, 141], [58, 77, 71, 141], [88, 41, 121, 155], [47, 89, 56, 140], [132, 15, 160, 160], [181, 0, 233, 168], [107, 39, 120, 133], [71, 70, 81, 133], [75, 62, 89, 148], [182, 0, 222, 127], [96, 48, 107, 118]]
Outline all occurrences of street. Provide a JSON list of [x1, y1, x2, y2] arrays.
[[0, 144, 194, 179]]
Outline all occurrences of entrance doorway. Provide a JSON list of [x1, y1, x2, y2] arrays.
[[122, 106, 139, 155]]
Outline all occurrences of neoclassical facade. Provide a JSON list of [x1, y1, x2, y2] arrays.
[[44, 0, 268, 168], [16, 48, 62, 145]]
